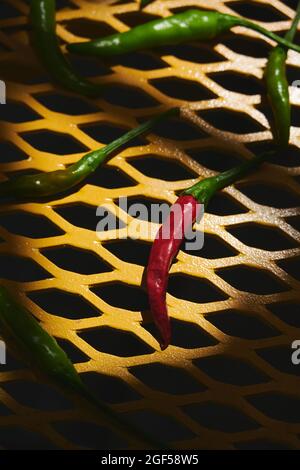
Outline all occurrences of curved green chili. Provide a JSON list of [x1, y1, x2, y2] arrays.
[[0, 108, 178, 200], [0, 286, 164, 449], [264, 2, 300, 147], [30, 0, 102, 97], [67, 9, 300, 57]]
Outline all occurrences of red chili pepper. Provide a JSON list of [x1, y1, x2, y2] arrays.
[[146, 151, 274, 349], [147, 195, 201, 349]]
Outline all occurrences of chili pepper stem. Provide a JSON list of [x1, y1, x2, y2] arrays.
[[285, 1, 300, 42], [140, 0, 153, 8], [235, 16, 300, 52], [183, 151, 275, 206]]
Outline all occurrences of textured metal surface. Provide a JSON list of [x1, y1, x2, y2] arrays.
[[0, 0, 300, 450]]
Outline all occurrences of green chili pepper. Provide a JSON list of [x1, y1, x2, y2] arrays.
[[0, 108, 178, 200], [67, 9, 300, 57], [30, 0, 102, 97], [264, 2, 300, 148], [0, 285, 165, 449], [140, 0, 153, 8]]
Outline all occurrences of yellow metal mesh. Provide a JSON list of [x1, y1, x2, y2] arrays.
[[0, 0, 300, 449]]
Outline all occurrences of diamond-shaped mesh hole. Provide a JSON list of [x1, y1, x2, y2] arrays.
[[41, 246, 111, 275], [0, 254, 50, 282], [0, 141, 27, 163], [158, 43, 226, 63], [55, 204, 126, 232], [33, 92, 99, 115], [130, 154, 196, 180], [28, 289, 100, 320], [64, 19, 117, 38], [79, 121, 147, 146], [0, 100, 40, 123], [147, 116, 206, 140], [91, 282, 148, 311], [187, 148, 242, 172], [68, 54, 111, 78], [194, 355, 269, 385], [222, 35, 271, 58], [80, 372, 141, 404], [120, 196, 170, 223], [1, 380, 73, 411], [285, 215, 300, 232], [228, 1, 288, 21], [79, 327, 154, 357], [209, 71, 264, 95], [143, 318, 218, 349], [206, 309, 280, 339], [129, 363, 206, 394], [256, 344, 300, 377], [103, 239, 151, 266], [290, 106, 300, 129], [21, 130, 88, 155], [111, 51, 167, 70], [168, 274, 228, 303], [227, 223, 298, 251], [217, 265, 287, 295], [198, 109, 265, 134], [236, 182, 300, 208], [0, 211, 64, 238], [182, 401, 259, 432], [85, 165, 136, 188], [182, 233, 238, 259], [267, 302, 300, 328], [116, 11, 160, 28], [150, 77, 216, 101], [287, 65, 300, 85], [207, 192, 248, 216], [277, 256, 300, 281], [52, 420, 127, 450], [102, 84, 158, 109], [170, 318, 218, 349], [56, 338, 89, 363], [246, 393, 300, 423], [124, 409, 195, 442]]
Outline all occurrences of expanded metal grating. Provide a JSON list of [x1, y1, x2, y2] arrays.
[[0, 0, 300, 450]]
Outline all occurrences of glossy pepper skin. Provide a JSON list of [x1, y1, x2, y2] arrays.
[[30, 0, 102, 96], [147, 151, 274, 349], [0, 108, 178, 200], [147, 195, 201, 349], [264, 2, 300, 147], [0, 286, 164, 449], [67, 9, 300, 57]]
